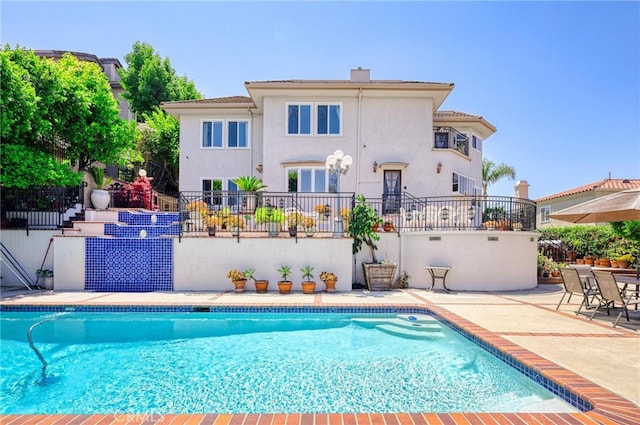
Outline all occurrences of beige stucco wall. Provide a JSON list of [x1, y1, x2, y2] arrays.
[[2, 230, 537, 292]]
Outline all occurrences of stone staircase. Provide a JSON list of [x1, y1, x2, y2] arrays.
[[352, 313, 444, 339]]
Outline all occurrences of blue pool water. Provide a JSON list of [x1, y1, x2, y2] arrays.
[[0, 311, 579, 414]]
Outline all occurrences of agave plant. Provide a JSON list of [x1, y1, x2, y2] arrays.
[[231, 176, 267, 192]]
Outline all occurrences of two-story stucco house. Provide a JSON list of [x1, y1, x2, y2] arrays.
[[161, 68, 496, 202]]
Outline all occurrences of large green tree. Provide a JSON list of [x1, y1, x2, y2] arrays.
[[482, 159, 517, 196], [0, 46, 138, 186], [119, 41, 201, 119]]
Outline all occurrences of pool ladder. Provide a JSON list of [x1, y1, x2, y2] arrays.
[[27, 318, 52, 380]]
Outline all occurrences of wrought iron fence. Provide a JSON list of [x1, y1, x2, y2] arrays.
[[0, 185, 84, 230], [177, 191, 537, 235]]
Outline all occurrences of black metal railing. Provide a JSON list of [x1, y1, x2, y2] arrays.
[[0, 185, 84, 230], [433, 126, 469, 156], [177, 191, 537, 235]]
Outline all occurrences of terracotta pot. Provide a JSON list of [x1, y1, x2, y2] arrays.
[[610, 260, 619, 268], [301, 281, 316, 294], [255, 280, 269, 293], [233, 279, 247, 293], [618, 260, 631, 269], [599, 259, 611, 268], [576, 259, 585, 265], [372, 223, 379, 231], [323, 278, 337, 293], [585, 259, 594, 266], [551, 271, 560, 277], [278, 281, 292, 294], [383, 222, 394, 232]]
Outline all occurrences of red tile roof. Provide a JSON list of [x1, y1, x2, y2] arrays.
[[536, 178, 640, 202]]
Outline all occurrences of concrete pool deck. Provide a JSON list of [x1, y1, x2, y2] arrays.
[[1, 284, 639, 424]]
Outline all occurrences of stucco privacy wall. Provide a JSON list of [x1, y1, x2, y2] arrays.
[[3, 231, 537, 292], [354, 231, 539, 291], [173, 237, 352, 291]]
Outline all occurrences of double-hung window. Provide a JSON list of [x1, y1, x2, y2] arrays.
[[202, 120, 249, 149], [202, 121, 223, 148], [316, 104, 341, 135], [286, 102, 341, 136], [452, 172, 475, 195], [287, 104, 312, 135], [472, 135, 483, 152], [540, 206, 551, 223]]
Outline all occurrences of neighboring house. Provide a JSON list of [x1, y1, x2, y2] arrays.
[[536, 178, 640, 228], [161, 68, 496, 201], [34, 50, 135, 121]]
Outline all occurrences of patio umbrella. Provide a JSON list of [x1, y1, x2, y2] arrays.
[[549, 188, 640, 278], [549, 188, 640, 223]]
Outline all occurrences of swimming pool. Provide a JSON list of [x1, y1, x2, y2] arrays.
[[1, 309, 582, 414]]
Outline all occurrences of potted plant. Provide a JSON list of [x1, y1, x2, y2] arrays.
[[226, 216, 246, 236], [89, 166, 113, 210], [286, 212, 304, 237], [303, 216, 316, 237], [227, 269, 247, 293], [300, 265, 316, 294], [255, 205, 285, 236], [244, 267, 268, 293], [315, 204, 332, 221], [186, 200, 209, 221], [204, 215, 219, 236], [394, 270, 410, 289], [617, 254, 635, 269], [319, 271, 338, 293], [231, 176, 266, 212], [348, 195, 394, 290], [277, 265, 293, 294], [36, 269, 54, 290]]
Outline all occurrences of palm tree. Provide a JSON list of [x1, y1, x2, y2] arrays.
[[482, 159, 516, 197]]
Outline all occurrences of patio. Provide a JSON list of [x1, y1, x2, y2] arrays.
[[1, 283, 638, 424]]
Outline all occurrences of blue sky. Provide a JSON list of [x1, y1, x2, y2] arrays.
[[2, 1, 638, 199]]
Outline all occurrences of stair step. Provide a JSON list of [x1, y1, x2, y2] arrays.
[[396, 314, 439, 324], [376, 324, 443, 339], [352, 316, 442, 333]]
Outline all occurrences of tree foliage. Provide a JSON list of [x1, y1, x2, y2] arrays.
[[0, 145, 82, 188], [482, 159, 516, 196], [119, 41, 201, 118], [1, 46, 139, 186], [348, 195, 384, 263]]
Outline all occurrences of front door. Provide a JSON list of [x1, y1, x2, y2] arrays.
[[383, 170, 401, 214]]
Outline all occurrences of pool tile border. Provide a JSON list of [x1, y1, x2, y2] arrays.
[[1, 302, 639, 425]]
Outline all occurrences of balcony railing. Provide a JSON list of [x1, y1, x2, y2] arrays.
[[433, 126, 469, 156], [178, 191, 537, 235]]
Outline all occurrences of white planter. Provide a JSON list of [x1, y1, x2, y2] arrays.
[[90, 189, 110, 210], [43, 277, 54, 290]]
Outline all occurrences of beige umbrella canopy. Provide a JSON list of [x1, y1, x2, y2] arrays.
[[549, 189, 640, 224]]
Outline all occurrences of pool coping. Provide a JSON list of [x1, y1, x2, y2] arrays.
[[1, 301, 639, 425]]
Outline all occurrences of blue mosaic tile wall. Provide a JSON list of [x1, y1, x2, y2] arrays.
[[104, 223, 180, 238], [85, 237, 173, 292], [118, 211, 180, 226]]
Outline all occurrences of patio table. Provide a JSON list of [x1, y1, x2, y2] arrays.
[[426, 266, 451, 292]]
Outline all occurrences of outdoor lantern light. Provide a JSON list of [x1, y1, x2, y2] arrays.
[[467, 206, 475, 220], [373, 161, 378, 173], [441, 207, 449, 221], [325, 149, 353, 236]]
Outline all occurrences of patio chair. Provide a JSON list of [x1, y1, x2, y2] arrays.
[[557, 267, 592, 314], [590, 271, 640, 327]]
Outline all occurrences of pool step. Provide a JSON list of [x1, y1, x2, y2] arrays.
[[352, 314, 443, 339]]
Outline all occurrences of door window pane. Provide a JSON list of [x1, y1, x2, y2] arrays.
[[314, 169, 326, 192], [301, 169, 312, 192]]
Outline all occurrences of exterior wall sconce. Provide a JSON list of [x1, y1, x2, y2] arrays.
[[256, 162, 263, 173], [436, 162, 442, 174], [373, 161, 378, 173]]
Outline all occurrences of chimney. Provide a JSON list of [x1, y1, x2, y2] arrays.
[[350, 67, 370, 82], [514, 180, 530, 199]]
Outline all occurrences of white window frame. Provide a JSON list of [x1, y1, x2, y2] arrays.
[[472, 134, 483, 152], [201, 120, 224, 149], [316, 103, 342, 136], [286, 167, 337, 193], [540, 206, 551, 223], [201, 119, 250, 149], [452, 172, 475, 195], [285, 102, 342, 137]]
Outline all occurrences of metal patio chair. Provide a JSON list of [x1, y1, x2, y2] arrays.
[[557, 267, 592, 315], [590, 271, 640, 327]]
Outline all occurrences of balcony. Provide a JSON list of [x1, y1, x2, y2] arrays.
[[433, 127, 469, 156]]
